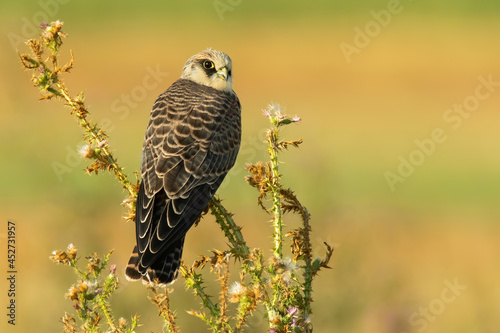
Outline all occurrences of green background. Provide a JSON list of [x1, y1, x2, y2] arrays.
[[1, 0, 500, 332]]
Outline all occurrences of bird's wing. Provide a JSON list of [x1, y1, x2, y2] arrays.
[[136, 79, 241, 269]]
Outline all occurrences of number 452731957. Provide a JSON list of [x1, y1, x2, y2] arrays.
[[7, 221, 16, 270]]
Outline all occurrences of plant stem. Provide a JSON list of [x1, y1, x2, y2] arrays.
[[302, 227, 313, 333], [96, 294, 117, 332], [210, 197, 249, 257], [56, 84, 137, 199], [267, 128, 283, 259], [147, 286, 179, 333], [179, 264, 220, 318]]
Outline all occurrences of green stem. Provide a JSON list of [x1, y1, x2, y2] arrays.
[[268, 128, 283, 259], [96, 294, 117, 332], [179, 264, 220, 318], [210, 197, 249, 257], [56, 84, 137, 198], [266, 124, 285, 333], [302, 220, 313, 332]]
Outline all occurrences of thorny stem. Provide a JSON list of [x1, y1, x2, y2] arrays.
[[179, 264, 220, 318], [56, 83, 136, 198], [158, 305, 176, 333], [296, 197, 314, 332], [96, 294, 117, 332], [68, 259, 86, 278], [147, 286, 179, 333], [266, 116, 287, 333], [267, 127, 283, 259], [210, 196, 250, 257], [217, 260, 230, 333]]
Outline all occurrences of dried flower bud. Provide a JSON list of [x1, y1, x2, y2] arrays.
[[86, 254, 101, 273], [268, 310, 281, 326], [78, 144, 95, 159], [78, 281, 88, 293], [228, 281, 246, 303], [118, 317, 127, 329], [67, 243, 77, 260], [97, 140, 108, 149], [287, 306, 299, 317], [65, 286, 79, 301], [262, 103, 302, 127], [49, 250, 70, 265]]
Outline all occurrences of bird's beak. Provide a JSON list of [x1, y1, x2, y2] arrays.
[[216, 67, 228, 81]]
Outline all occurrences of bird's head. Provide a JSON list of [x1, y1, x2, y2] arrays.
[[181, 48, 234, 92]]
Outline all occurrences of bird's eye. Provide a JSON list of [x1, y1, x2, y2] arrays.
[[203, 60, 214, 69]]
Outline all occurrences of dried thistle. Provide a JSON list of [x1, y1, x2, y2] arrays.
[[51, 246, 138, 332], [245, 161, 273, 210], [147, 285, 179, 333], [85, 253, 101, 276], [40, 20, 67, 53], [216, 255, 230, 332], [50, 250, 71, 265], [245, 105, 333, 333], [61, 312, 77, 333], [50, 243, 79, 265]]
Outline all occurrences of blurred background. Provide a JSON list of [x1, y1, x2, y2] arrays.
[[1, 0, 500, 332]]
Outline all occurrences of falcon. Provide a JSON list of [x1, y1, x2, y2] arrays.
[[125, 49, 241, 285]]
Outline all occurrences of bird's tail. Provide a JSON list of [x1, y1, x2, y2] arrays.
[[125, 237, 185, 286], [125, 245, 143, 281]]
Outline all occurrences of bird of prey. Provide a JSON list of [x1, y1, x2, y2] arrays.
[[125, 49, 241, 285]]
